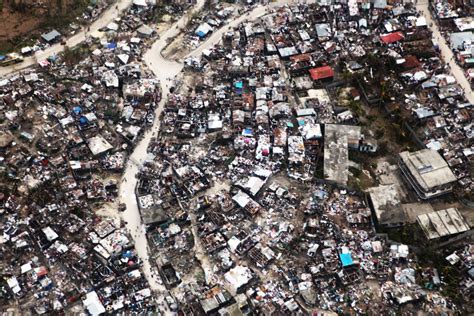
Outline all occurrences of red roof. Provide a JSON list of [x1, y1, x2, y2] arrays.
[[309, 66, 334, 80], [380, 32, 404, 44], [402, 55, 421, 69], [35, 266, 48, 277], [290, 53, 311, 62]]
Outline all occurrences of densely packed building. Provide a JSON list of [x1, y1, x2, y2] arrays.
[[1, 0, 473, 314]]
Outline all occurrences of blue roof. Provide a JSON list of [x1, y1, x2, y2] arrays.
[[73, 106, 82, 114], [242, 128, 253, 136], [298, 119, 305, 126], [196, 31, 206, 38], [340, 253, 353, 267], [0, 55, 6, 61], [107, 42, 117, 49], [235, 81, 243, 89], [79, 116, 89, 125]]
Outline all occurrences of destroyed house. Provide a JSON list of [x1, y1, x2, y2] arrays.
[[160, 263, 181, 288]]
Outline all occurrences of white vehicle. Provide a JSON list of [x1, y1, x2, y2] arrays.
[[165, 296, 178, 311]]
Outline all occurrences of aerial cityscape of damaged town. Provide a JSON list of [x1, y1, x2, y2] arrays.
[[0, 0, 473, 314]]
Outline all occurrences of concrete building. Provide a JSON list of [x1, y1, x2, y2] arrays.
[[417, 208, 470, 240], [323, 124, 361, 185], [41, 29, 61, 43], [398, 149, 457, 199]]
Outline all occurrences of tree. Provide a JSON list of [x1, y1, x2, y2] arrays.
[[341, 69, 353, 83]]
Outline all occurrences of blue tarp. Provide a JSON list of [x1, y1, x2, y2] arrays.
[[340, 253, 353, 267], [73, 106, 82, 115], [47, 54, 58, 62], [298, 119, 305, 126], [235, 81, 243, 89], [0, 55, 6, 61], [196, 31, 206, 38], [79, 116, 89, 125], [107, 42, 117, 49], [242, 128, 253, 136]]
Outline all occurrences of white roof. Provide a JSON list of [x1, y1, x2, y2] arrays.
[[446, 253, 460, 265], [227, 236, 241, 253], [42, 226, 58, 241], [21, 262, 32, 274], [232, 191, 251, 208], [133, 0, 148, 6], [107, 22, 119, 31], [137, 24, 154, 36], [296, 108, 316, 117], [83, 291, 106, 315], [208, 120, 223, 130], [196, 23, 213, 36], [117, 54, 129, 64], [224, 266, 252, 293], [416, 16, 427, 27], [301, 122, 322, 140], [238, 176, 265, 196], [0, 79, 10, 87], [87, 135, 113, 156], [7, 277, 21, 293]]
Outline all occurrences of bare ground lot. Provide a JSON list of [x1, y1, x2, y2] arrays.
[[0, 0, 88, 53]]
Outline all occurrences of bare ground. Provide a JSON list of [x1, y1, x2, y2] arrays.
[[0, 0, 83, 52]]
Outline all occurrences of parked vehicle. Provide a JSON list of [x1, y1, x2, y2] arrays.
[[0, 53, 24, 67]]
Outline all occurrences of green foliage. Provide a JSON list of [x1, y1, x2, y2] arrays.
[[348, 151, 365, 164], [416, 248, 464, 305], [349, 166, 362, 178], [386, 224, 419, 245], [367, 115, 376, 123], [348, 100, 363, 116], [341, 69, 353, 82], [39, 0, 90, 29], [194, 271, 205, 284], [151, 4, 167, 23], [224, 154, 236, 166], [62, 46, 87, 66], [104, 107, 121, 123], [375, 127, 385, 139]]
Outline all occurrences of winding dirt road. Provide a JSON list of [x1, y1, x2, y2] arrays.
[[119, 0, 207, 297], [121, 0, 316, 300]]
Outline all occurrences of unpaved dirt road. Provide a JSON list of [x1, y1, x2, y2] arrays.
[[120, 0, 316, 305]]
